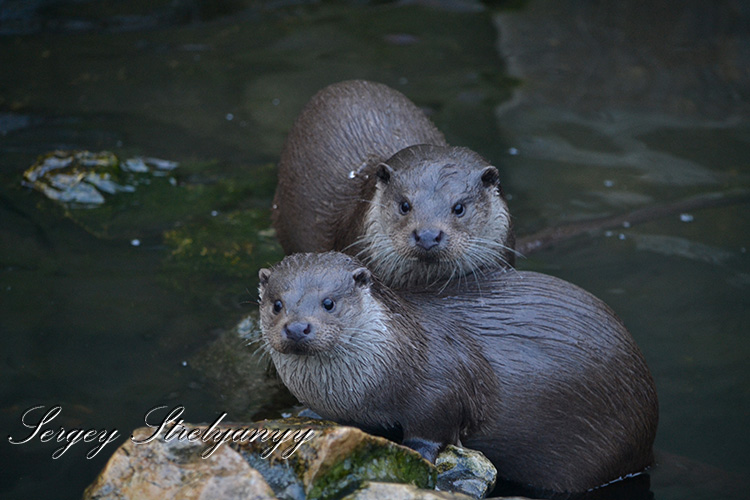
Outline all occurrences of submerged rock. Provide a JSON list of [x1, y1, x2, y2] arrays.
[[22, 150, 178, 207], [189, 317, 291, 421]]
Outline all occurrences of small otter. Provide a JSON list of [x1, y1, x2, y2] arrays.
[[258, 252, 658, 493], [271, 80, 514, 289]]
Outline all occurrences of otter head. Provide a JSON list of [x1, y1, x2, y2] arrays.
[[257, 253, 400, 421], [361, 145, 513, 288], [258, 252, 377, 357]]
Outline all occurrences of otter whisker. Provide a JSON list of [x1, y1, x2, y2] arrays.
[[438, 264, 460, 294], [250, 340, 274, 364], [469, 236, 525, 259], [464, 238, 515, 271], [245, 335, 265, 348]]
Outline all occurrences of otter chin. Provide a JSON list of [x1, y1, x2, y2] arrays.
[[258, 252, 658, 494]]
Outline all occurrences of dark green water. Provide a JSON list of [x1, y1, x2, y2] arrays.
[[1, 1, 748, 499]]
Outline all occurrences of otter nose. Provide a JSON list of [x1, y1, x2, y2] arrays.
[[413, 229, 444, 251], [284, 322, 313, 342]]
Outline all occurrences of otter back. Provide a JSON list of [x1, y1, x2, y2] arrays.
[[410, 271, 659, 493]]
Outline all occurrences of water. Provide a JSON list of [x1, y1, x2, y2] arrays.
[[1, 1, 748, 499]]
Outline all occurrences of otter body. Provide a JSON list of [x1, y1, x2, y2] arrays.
[[272, 80, 514, 289], [258, 252, 658, 493]]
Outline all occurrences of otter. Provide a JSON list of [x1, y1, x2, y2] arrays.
[[271, 80, 515, 289], [257, 252, 658, 494]]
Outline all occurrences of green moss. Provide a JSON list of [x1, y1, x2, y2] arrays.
[[308, 441, 435, 500], [160, 207, 283, 303], [165, 210, 269, 275]]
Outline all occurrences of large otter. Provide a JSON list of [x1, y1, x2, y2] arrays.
[[257, 252, 658, 493], [271, 80, 515, 289]]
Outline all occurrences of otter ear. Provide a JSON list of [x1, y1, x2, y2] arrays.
[[352, 267, 371, 288], [376, 163, 394, 184], [258, 268, 271, 289], [480, 166, 500, 187]]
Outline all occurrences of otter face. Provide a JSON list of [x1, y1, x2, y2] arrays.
[[360, 145, 513, 288], [257, 254, 374, 356], [257, 253, 399, 423]]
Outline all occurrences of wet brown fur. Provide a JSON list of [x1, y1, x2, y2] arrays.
[[258, 252, 658, 494]]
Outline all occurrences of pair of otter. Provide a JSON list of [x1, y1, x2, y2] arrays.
[[261, 80, 658, 494]]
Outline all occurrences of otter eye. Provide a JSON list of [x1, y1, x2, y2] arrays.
[[322, 298, 335, 311], [452, 203, 466, 217], [399, 200, 411, 215], [272, 300, 283, 314]]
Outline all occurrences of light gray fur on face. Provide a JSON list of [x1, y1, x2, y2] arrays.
[[358, 145, 513, 289], [258, 253, 402, 425]]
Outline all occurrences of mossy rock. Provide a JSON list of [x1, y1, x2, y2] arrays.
[[232, 419, 436, 500]]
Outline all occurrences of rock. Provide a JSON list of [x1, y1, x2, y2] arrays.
[[435, 445, 497, 498], [189, 319, 289, 421], [84, 419, 505, 500], [21, 150, 175, 207], [231, 418, 436, 499], [83, 427, 276, 500], [85, 419, 436, 500], [344, 481, 474, 500]]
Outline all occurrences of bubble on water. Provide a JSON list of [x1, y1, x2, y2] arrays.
[[679, 213, 694, 222]]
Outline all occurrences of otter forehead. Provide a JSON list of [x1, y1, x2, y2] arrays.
[[395, 144, 487, 167], [387, 147, 491, 196], [276, 268, 351, 299], [263, 252, 366, 306], [273, 252, 361, 277], [418, 164, 481, 195]]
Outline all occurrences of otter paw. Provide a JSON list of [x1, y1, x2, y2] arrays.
[[297, 408, 323, 419], [403, 437, 443, 463]]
